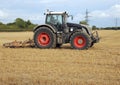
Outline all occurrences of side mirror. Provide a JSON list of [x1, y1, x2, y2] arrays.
[[68, 15, 73, 20], [44, 13, 46, 15]]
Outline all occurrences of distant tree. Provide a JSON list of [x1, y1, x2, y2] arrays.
[[0, 18, 37, 31], [7, 22, 15, 26], [27, 24, 35, 29], [117, 27, 120, 30], [92, 25, 98, 30], [26, 20, 32, 25], [0, 24, 9, 29], [0, 22, 3, 25], [15, 18, 26, 28], [79, 20, 88, 25]]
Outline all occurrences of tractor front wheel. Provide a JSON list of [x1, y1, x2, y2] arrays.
[[70, 32, 91, 50], [34, 27, 56, 48]]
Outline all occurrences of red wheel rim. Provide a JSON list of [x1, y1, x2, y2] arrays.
[[37, 32, 50, 46], [74, 36, 86, 48]]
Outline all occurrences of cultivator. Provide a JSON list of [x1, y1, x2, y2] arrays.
[[3, 39, 35, 48]]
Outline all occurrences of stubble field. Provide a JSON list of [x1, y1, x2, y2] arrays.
[[0, 30, 120, 85]]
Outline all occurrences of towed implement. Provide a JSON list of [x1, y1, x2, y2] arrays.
[[3, 39, 34, 48]]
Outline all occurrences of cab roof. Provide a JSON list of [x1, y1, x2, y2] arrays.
[[45, 11, 68, 15]]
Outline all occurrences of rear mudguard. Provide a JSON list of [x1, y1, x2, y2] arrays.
[[33, 24, 57, 33]]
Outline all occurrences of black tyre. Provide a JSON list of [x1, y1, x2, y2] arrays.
[[34, 27, 56, 48], [70, 32, 91, 50], [56, 44, 62, 48]]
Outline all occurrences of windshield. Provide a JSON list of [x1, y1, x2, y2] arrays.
[[46, 14, 63, 25]]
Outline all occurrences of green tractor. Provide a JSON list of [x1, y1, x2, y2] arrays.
[[33, 11, 99, 50]]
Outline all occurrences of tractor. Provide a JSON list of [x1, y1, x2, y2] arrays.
[[33, 11, 99, 50]]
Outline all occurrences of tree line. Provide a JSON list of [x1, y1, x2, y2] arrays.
[[80, 20, 120, 30], [0, 18, 36, 32], [0, 19, 120, 32]]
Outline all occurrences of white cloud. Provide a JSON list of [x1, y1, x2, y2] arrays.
[[72, 4, 120, 24], [111, 4, 120, 10], [72, 13, 85, 23], [0, 10, 8, 18], [90, 11, 110, 18], [73, 4, 120, 27], [89, 4, 120, 19], [39, 0, 68, 4], [0, 9, 45, 24], [21, 14, 45, 24], [109, 4, 120, 17], [63, 4, 120, 24]]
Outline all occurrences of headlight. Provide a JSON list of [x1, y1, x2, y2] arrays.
[[70, 28, 73, 31]]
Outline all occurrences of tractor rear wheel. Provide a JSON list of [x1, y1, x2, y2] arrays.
[[70, 32, 91, 50], [34, 27, 56, 48]]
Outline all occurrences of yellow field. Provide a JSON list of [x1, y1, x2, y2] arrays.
[[0, 30, 120, 85]]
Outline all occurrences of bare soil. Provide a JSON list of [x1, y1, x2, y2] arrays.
[[0, 30, 120, 85]]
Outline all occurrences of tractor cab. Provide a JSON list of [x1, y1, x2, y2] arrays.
[[45, 11, 69, 31]]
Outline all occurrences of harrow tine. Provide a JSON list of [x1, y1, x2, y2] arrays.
[[3, 39, 35, 48]]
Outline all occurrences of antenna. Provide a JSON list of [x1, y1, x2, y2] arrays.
[[47, 9, 49, 12]]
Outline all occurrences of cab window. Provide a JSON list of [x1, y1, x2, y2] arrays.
[[46, 15, 63, 25]]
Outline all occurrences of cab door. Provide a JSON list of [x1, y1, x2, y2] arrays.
[[46, 14, 63, 31]]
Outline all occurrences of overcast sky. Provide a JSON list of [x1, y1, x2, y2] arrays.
[[0, 0, 120, 27]]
